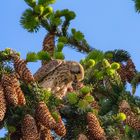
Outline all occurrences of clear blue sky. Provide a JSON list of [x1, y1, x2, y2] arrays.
[[0, 0, 140, 137]]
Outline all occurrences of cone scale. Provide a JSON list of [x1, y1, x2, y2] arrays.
[[12, 54, 34, 83], [35, 102, 56, 129], [0, 85, 6, 121], [87, 112, 106, 140], [21, 114, 39, 140]]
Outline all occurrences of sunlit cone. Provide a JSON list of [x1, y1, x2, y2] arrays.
[[87, 112, 106, 140], [77, 133, 88, 140], [119, 100, 140, 131], [12, 54, 34, 83], [10, 73, 26, 105], [35, 102, 56, 129], [21, 114, 39, 140], [42, 32, 55, 65], [0, 84, 6, 121], [2, 74, 18, 106], [39, 124, 54, 140], [54, 113, 66, 137]]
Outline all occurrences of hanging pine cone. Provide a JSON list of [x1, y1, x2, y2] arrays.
[[125, 59, 136, 83], [117, 64, 127, 83], [12, 54, 34, 83], [35, 102, 56, 129], [77, 133, 88, 140], [54, 113, 66, 137], [42, 32, 55, 65], [87, 112, 106, 140], [119, 100, 140, 131], [10, 73, 26, 105], [38, 124, 54, 140], [21, 114, 39, 140], [1, 74, 18, 106], [0, 84, 6, 121]]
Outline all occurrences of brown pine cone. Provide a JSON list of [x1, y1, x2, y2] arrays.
[[87, 112, 106, 140], [54, 113, 66, 137], [0, 84, 6, 121], [125, 59, 136, 83], [42, 33, 55, 65], [38, 124, 54, 140], [12, 54, 34, 83], [35, 102, 56, 129], [10, 73, 26, 105], [21, 114, 39, 140], [2, 74, 18, 106], [119, 100, 140, 131], [77, 133, 88, 140], [117, 64, 127, 83]]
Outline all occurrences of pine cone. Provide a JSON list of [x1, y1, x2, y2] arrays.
[[0, 85, 6, 121], [117, 64, 127, 83], [87, 112, 106, 140], [2, 74, 18, 106], [21, 114, 39, 140], [54, 113, 66, 137], [39, 124, 54, 140], [35, 102, 56, 129], [119, 100, 140, 131], [125, 59, 136, 83], [10, 74, 26, 105], [42, 33, 55, 65], [12, 54, 34, 83], [77, 133, 88, 140]]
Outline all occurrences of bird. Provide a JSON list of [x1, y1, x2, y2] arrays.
[[34, 59, 84, 99]]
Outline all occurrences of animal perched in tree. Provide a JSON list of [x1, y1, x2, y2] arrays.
[[34, 60, 84, 99]]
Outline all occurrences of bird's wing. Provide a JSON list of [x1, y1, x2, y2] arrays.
[[34, 59, 63, 82]]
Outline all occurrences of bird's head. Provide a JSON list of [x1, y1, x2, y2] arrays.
[[67, 61, 84, 82]]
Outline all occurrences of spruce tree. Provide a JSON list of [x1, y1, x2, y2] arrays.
[[0, 0, 140, 140]]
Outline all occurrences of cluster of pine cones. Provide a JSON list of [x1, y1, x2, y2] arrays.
[[119, 100, 140, 131], [21, 101, 66, 140], [0, 53, 34, 121], [0, 53, 67, 139]]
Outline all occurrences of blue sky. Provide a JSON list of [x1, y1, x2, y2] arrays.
[[0, 0, 140, 137]]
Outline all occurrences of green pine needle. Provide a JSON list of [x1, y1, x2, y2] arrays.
[[24, 0, 36, 8], [37, 51, 51, 60], [26, 52, 38, 62], [20, 9, 40, 32], [105, 49, 130, 63], [86, 49, 104, 62], [38, 0, 56, 6]]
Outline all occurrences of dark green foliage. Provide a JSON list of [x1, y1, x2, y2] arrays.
[[105, 49, 130, 63], [24, 0, 36, 8], [134, 0, 140, 13]]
